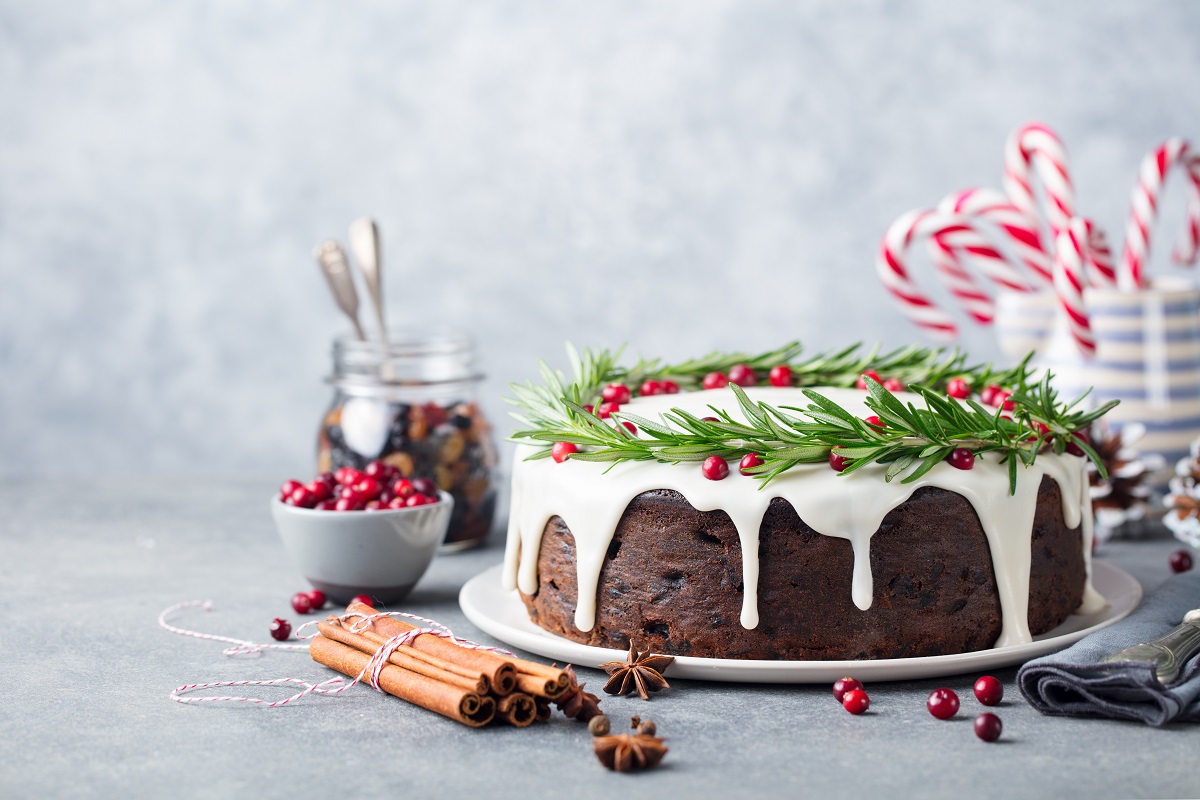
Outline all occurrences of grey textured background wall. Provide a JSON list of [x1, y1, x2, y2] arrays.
[[2, 1, 1198, 477]]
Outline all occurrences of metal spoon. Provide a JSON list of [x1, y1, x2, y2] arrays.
[[1099, 608, 1200, 686], [348, 217, 387, 345], [314, 240, 365, 340]]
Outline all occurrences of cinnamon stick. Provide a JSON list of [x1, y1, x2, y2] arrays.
[[309, 635, 495, 727], [497, 692, 537, 727], [515, 667, 569, 700], [534, 698, 551, 723], [316, 619, 488, 694], [348, 602, 518, 695]]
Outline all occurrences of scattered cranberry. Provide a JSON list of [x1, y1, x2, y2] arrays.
[[334, 497, 363, 512], [829, 450, 850, 472], [661, 380, 680, 394], [883, 378, 905, 392], [864, 415, 885, 428], [617, 421, 638, 436], [279, 479, 303, 502], [597, 402, 620, 419], [602, 383, 632, 404], [927, 688, 960, 720], [1066, 430, 1091, 457], [946, 377, 971, 399], [728, 364, 757, 387], [768, 364, 793, 387], [1170, 549, 1194, 573], [350, 594, 374, 606], [856, 370, 882, 390], [640, 380, 664, 396], [842, 689, 870, 715], [702, 372, 729, 390], [832, 677, 863, 702], [702, 456, 730, 481], [289, 486, 317, 508], [739, 452, 764, 475], [947, 448, 975, 470], [700, 416, 720, 423], [974, 675, 1003, 706], [583, 404, 595, 415], [411, 478, 438, 496], [552, 442, 580, 463], [974, 713, 1003, 742], [291, 592, 314, 614], [306, 590, 327, 610], [269, 618, 292, 641], [993, 389, 1015, 411]]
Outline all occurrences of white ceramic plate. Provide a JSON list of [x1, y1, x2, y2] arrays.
[[458, 561, 1142, 683]]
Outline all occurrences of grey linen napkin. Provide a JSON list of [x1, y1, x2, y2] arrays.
[[1017, 571, 1200, 726]]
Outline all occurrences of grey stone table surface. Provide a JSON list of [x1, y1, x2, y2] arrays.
[[2, 477, 1198, 800]]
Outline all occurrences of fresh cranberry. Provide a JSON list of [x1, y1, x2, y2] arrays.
[[315, 472, 337, 489], [279, 479, 303, 502], [856, 370, 882, 390], [291, 592, 314, 614], [661, 380, 680, 394], [700, 416, 720, 423], [305, 480, 331, 502], [289, 486, 318, 508], [1028, 421, 1050, 439], [946, 377, 971, 399], [392, 478, 415, 498], [947, 448, 975, 470], [832, 677, 863, 702], [350, 594, 373, 606], [315, 499, 337, 511], [974, 713, 1002, 742], [617, 421, 638, 436], [974, 675, 1003, 706], [306, 590, 327, 610], [883, 378, 905, 392], [842, 689, 870, 714], [739, 452, 764, 475], [601, 383, 632, 405], [597, 402, 620, 419], [979, 385, 1003, 406], [354, 477, 383, 501], [703, 372, 729, 390], [365, 500, 382, 511], [364, 460, 394, 481], [552, 442, 580, 463], [1066, 430, 1091, 457], [334, 467, 365, 486], [406, 493, 436, 507], [702, 456, 730, 481], [640, 380, 664, 396], [829, 450, 850, 471], [583, 404, 595, 415], [269, 618, 292, 641], [927, 688, 960, 719], [1170, 549, 1194, 573], [864, 415, 884, 428], [768, 364, 793, 387], [411, 478, 438, 497], [387, 496, 406, 509], [728, 364, 757, 387], [334, 497, 363, 512], [993, 389, 1015, 411]]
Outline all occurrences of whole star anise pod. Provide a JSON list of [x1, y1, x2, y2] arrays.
[[593, 733, 668, 772], [554, 665, 602, 722], [600, 642, 675, 700]]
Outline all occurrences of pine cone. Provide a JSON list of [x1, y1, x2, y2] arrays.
[[1087, 422, 1164, 537]]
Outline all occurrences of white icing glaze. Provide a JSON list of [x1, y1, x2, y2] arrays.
[[503, 387, 1106, 649]]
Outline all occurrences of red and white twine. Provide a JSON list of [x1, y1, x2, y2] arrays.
[[160, 601, 511, 708]]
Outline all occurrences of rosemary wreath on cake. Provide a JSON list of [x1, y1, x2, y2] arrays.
[[506, 342, 1117, 494]]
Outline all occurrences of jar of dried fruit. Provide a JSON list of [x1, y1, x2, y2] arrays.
[[318, 329, 498, 551]]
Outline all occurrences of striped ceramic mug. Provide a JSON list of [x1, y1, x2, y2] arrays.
[[999, 280, 1200, 467]]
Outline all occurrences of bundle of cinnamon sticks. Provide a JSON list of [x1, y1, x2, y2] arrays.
[[310, 601, 570, 727]]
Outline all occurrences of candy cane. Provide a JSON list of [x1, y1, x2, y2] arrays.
[[1004, 123, 1077, 235], [1120, 139, 1200, 288], [878, 208, 1025, 340], [1053, 218, 1097, 357], [932, 187, 1051, 285]]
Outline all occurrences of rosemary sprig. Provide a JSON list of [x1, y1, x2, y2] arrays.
[[506, 342, 1118, 493]]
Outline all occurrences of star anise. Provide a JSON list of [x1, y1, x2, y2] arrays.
[[553, 665, 602, 722], [593, 733, 668, 772], [600, 642, 674, 700]]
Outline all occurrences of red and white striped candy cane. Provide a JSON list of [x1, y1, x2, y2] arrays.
[[878, 208, 1025, 341], [1004, 123, 1076, 236], [1053, 218, 1097, 357], [931, 187, 1051, 289], [1120, 138, 1200, 289]]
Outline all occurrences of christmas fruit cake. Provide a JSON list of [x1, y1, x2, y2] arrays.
[[502, 344, 1112, 661]]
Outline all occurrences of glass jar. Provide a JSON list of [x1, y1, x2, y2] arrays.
[[317, 328, 498, 551]]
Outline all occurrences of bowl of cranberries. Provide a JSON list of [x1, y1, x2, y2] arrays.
[[271, 462, 453, 604]]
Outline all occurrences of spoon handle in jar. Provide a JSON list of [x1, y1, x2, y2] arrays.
[[314, 240, 366, 340], [348, 217, 387, 345]]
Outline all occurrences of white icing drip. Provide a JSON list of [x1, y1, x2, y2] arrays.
[[504, 386, 1106, 646]]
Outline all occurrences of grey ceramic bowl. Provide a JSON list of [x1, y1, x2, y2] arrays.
[[271, 491, 453, 604]]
